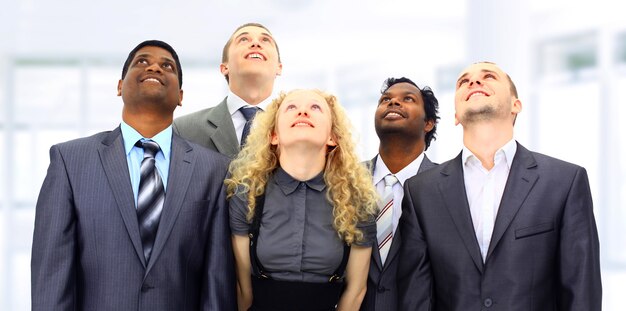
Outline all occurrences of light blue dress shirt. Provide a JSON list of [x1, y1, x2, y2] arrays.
[[120, 121, 172, 207]]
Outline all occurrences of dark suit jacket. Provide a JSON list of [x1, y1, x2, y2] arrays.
[[398, 142, 602, 311], [174, 98, 240, 158], [31, 127, 237, 311], [361, 154, 437, 311]]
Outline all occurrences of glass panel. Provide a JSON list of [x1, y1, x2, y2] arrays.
[[14, 66, 81, 126], [538, 33, 598, 80], [174, 68, 226, 118], [86, 66, 123, 128], [14, 129, 79, 204]]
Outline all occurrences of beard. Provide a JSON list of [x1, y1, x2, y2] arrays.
[[459, 104, 504, 124]]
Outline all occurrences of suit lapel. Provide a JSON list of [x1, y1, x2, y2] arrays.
[[98, 127, 147, 267], [418, 155, 437, 173], [145, 134, 195, 275], [375, 155, 436, 270], [383, 155, 432, 269], [438, 154, 484, 273], [486, 143, 538, 260], [367, 157, 385, 270], [207, 99, 239, 157]]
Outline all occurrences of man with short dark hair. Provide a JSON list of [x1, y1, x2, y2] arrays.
[[398, 62, 602, 310], [31, 40, 236, 311], [361, 77, 439, 311], [174, 23, 282, 157]]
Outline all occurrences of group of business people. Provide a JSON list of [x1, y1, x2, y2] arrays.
[[31, 22, 602, 311]]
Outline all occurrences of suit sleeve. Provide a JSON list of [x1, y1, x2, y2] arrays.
[[558, 167, 602, 310], [31, 145, 77, 311], [201, 175, 237, 311], [397, 180, 432, 311]]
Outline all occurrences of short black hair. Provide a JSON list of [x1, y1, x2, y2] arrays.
[[381, 77, 440, 150], [121, 40, 183, 87]]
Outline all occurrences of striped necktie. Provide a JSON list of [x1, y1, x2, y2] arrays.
[[136, 140, 165, 263], [376, 174, 398, 264], [239, 106, 260, 147]]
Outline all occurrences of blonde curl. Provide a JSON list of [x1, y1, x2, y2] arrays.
[[225, 89, 378, 245]]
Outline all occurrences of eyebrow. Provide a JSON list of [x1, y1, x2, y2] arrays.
[[456, 69, 499, 84], [134, 53, 175, 63], [234, 31, 274, 41]]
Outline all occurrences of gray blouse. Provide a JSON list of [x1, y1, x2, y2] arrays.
[[230, 167, 376, 283]]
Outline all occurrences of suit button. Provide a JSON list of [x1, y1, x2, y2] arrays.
[[141, 284, 153, 292], [483, 298, 493, 307], [377, 286, 387, 293]]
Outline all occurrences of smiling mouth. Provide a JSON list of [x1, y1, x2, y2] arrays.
[[141, 77, 163, 85], [383, 110, 405, 119], [246, 53, 266, 60], [466, 91, 488, 100], [292, 121, 314, 127]]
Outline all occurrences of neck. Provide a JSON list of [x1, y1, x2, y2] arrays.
[[278, 144, 326, 181], [462, 121, 513, 170], [122, 106, 172, 138], [378, 136, 425, 174], [229, 76, 274, 105]]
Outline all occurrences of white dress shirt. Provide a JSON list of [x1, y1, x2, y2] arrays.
[[226, 90, 275, 144], [462, 139, 517, 261], [373, 152, 425, 234]]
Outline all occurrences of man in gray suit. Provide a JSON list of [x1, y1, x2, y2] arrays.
[[31, 40, 236, 311], [398, 62, 602, 310], [361, 77, 439, 311], [174, 23, 282, 157]]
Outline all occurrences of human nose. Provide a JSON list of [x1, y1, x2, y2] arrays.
[[146, 62, 162, 73], [387, 97, 401, 106], [469, 78, 482, 87], [297, 106, 309, 116], [249, 37, 262, 48]]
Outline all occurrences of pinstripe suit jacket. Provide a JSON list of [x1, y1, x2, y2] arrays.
[[31, 127, 237, 311], [360, 154, 437, 311]]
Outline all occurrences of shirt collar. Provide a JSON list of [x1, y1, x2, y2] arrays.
[[226, 89, 274, 115], [462, 138, 517, 169], [373, 152, 425, 187], [120, 121, 173, 159], [274, 166, 326, 195]]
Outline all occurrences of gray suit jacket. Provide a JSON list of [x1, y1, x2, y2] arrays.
[[174, 98, 240, 158], [31, 127, 237, 311], [398, 142, 602, 311], [360, 154, 437, 311]]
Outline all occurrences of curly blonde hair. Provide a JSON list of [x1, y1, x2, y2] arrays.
[[225, 89, 378, 245]]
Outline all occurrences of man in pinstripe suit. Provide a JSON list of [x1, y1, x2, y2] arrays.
[[361, 77, 439, 311], [31, 40, 236, 311]]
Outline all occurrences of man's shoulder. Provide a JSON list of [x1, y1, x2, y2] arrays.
[[174, 99, 228, 126], [54, 130, 114, 151], [516, 144, 585, 174]]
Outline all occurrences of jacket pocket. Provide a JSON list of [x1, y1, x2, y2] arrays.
[[515, 222, 554, 239]]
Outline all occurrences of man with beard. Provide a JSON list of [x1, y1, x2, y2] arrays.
[[398, 62, 602, 310]]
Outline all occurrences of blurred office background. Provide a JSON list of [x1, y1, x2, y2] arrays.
[[1, 0, 624, 309]]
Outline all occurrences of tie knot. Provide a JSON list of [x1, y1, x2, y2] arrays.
[[240, 106, 260, 121], [384, 174, 398, 187], [137, 140, 160, 158]]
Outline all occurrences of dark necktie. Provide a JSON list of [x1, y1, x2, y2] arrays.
[[240, 106, 260, 147], [136, 140, 165, 263]]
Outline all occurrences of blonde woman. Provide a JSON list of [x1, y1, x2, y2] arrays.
[[226, 89, 378, 311]]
